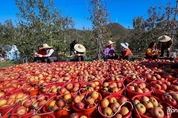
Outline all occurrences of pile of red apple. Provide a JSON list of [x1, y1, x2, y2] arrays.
[[151, 80, 171, 93], [72, 91, 101, 112], [44, 93, 72, 112], [126, 81, 152, 99], [162, 92, 178, 108], [81, 81, 101, 93], [98, 95, 132, 118], [11, 94, 48, 116], [133, 95, 169, 118], [60, 82, 81, 95], [69, 112, 89, 118], [0, 59, 178, 117], [40, 83, 62, 97], [101, 81, 124, 97], [0, 91, 30, 116]]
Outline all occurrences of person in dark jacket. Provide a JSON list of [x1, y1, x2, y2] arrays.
[[34, 43, 61, 63], [70, 40, 77, 56], [157, 35, 173, 57], [70, 44, 86, 61]]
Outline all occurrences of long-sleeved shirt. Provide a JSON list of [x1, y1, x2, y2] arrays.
[[45, 49, 54, 57], [37, 48, 54, 57], [146, 48, 159, 57], [157, 40, 173, 49], [103, 47, 116, 56], [121, 48, 133, 57]]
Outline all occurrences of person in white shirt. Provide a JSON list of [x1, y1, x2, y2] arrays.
[[35, 43, 61, 63]]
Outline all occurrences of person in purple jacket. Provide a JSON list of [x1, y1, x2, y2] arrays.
[[103, 40, 118, 61]]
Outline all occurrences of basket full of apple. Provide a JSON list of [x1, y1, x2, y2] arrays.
[[0, 59, 178, 117], [132, 95, 171, 118]]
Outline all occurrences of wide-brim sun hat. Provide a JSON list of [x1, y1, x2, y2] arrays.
[[74, 44, 86, 52], [41, 43, 53, 49], [107, 40, 115, 46], [120, 42, 129, 49], [158, 35, 171, 42]]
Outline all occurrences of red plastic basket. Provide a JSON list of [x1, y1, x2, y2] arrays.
[[60, 82, 81, 95], [0, 90, 30, 116], [101, 81, 125, 97], [98, 94, 133, 118], [39, 83, 62, 97], [126, 81, 153, 99], [11, 106, 35, 118], [132, 95, 171, 118], [42, 94, 71, 118], [5, 89, 24, 97], [162, 92, 178, 109], [80, 80, 103, 93], [1, 113, 21, 118], [66, 113, 91, 118], [0, 101, 21, 116], [151, 81, 167, 98], [31, 112, 55, 118], [71, 92, 102, 116], [22, 83, 39, 96]]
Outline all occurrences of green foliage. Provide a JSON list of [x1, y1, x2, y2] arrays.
[[14, 0, 74, 55], [0, 0, 178, 60], [130, 2, 178, 52], [88, 0, 110, 59], [0, 61, 16, 69]]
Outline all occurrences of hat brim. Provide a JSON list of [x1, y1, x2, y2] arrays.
[[108, 42, 115, 46], [41, 46, 52, 49], [158, 35, 171, 42], [74, 44, 86, 52], [120, 43, 128, 49]]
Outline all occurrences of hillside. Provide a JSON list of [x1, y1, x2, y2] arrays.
[[75, 22, 131, 41]]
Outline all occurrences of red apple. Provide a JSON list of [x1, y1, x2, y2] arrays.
[[66, 83, 73, 90], [108, 97, 117, 103], [136, 103, 146, 114], [103, 107, 113, 116], [23, 99, 33, 108], [151, 107, 164, 118], [155, 84, 161, 90], [76, 102, 85, 109], [73, 95, 82, 103], [166, 98, 177, 106], [118, 96, 127, 105], [90, 91, 99, 100], [56, 99, 65, 108], [128, 85, 135, 91], [69, 113, 79, 118], [161, 84, 167, 91], [119, 106, 129, 116], [16, 106, 27, 115], [101, 98, 109, 108]]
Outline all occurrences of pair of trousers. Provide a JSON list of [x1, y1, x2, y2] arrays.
[[160, 45, 169, 57]]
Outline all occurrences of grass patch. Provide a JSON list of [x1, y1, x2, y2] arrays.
[[0, 61, 16, 69]]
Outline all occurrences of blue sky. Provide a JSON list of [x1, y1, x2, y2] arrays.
[[0, 0, 176, 29]]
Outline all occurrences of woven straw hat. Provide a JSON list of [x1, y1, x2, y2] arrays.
[[74, 44, 86, 52], [158, 35, 171, 42]]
